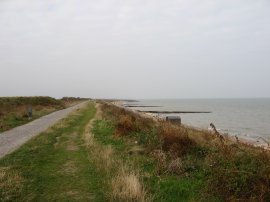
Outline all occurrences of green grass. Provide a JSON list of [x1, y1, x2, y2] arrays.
[[151, 176, 203, 201], [91, 118, 209, 201], [0, 102, 107, 201], [92, 120, 126, 150], [0, 109, 59, 132], [92, 114, 198, 201]]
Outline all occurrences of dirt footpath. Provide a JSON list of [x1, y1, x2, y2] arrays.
[[0, 102, 87, 158]]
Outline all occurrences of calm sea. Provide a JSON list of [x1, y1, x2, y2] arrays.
[[126, 99, 270, 141]]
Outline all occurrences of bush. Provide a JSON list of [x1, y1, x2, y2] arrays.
[[0, 97, 63, 108], [158, 123, 197, 157], [115, 115, 136, 136], [205, 146, 270, 201]]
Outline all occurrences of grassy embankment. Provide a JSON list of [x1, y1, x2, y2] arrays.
[[1, 101, 270, 201], [0, 102, 104, 201], [0, 96, 83, 132], [0, 101, 150, 201], [94, 102, 270, 201]]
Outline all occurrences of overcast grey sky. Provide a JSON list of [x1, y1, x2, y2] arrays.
[[0, 0, 270, 99]]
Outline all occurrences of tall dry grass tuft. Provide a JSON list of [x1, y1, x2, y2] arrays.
[[84, 119, 95, 148], [167, 158, 184, 175], [151, 149, 167, 175], [88, 141, 148, 201], [111, 167, 146, 202], [151, 150, 184, 175], [98, 145, 114, 171]]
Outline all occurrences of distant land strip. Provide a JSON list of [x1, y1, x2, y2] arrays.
[[125, 105, 163, 108], [138, 110, 211, 114]]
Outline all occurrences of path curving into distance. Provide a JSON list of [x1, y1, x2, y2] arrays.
[[0, 102, 87, 158]]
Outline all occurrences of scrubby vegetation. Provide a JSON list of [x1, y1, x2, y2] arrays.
[[0, 96, 82, 132], [61, 97, 89, 109], [1, 101, 269, 201], [100, 102, 270, 201], [0, 96, 62, 107]]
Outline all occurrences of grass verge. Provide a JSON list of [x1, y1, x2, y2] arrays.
[[87, 104, 151, 201], [0, 102, 106, 201], [0, 96, 83, 132]]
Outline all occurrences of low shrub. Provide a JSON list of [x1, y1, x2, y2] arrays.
[[116, 115, 136, 136], [205, 146, 270, 201], [158, 123, 197, 157], [0, 96, 63, 108]]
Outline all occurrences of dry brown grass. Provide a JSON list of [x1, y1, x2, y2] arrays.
[[151, 149, 167, 175], [0, 96, 67, 131], [0, 109, 4, 117], [101, 102, 154, 135], [84, 103, 151, 201], [0, 167, 23, 201], [60, 190, 95, 201], [100, 102, 270, 201], [98, 145, 114, 171], [95, 103, 103, 119], [128, 145, 145, 155], [54, 136, 61, 148], [116, 115, 136, 136], [167, 158, 184, 175], [101, 102, 197, 156], [86, 138, 147, 201], [84, 103, 102, 149], [84, 120, 95, 148], [158, 122, 197, 157], [111, 167, 146, 202], [151, 150, 184, 175], [60, 161, 78, 175], [66, 142, 79, 151], [52, 120, 69, 129]]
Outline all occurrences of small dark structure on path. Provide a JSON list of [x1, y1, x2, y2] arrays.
[[166, 116, 181, 124]]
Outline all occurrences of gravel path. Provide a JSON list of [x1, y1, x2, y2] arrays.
[[0, 102, 87, 158]]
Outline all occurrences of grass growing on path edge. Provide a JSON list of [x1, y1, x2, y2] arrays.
[[0, 96, 84, 132], [0, 102, 107, 201], [0, 101, 153, 202]]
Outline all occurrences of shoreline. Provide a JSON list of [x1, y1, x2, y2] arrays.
[[113, 101, 269, 150]]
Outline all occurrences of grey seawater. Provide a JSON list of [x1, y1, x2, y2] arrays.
[[128, 99, 270, 141]]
